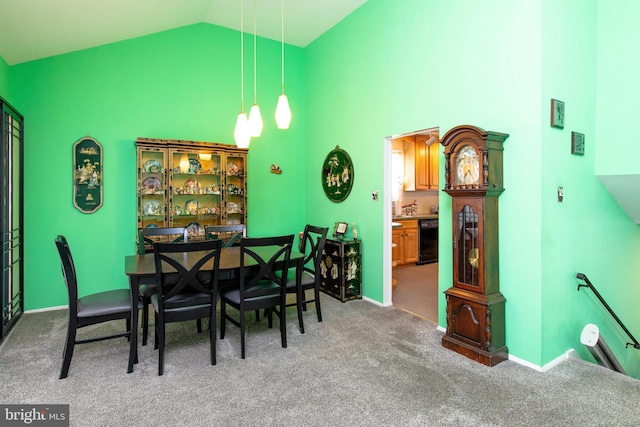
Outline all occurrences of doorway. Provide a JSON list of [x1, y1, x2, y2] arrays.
[[385, 127, 440, 324]]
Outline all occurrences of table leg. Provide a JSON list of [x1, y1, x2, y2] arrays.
[[127, 276, 139, 373]]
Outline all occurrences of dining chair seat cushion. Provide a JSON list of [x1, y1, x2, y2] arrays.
[[285, 270, 315, 290], [150, 291, 211, 310], [77, 289, 135, 318], [222, 281, 280, 305]]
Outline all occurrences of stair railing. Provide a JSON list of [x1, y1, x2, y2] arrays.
[[576, 272, 640, 350]]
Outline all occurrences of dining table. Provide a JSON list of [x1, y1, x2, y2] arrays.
[[124, 245, 304, 373]]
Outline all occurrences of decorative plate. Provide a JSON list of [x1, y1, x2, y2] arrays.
[[143, 201, 161, 216], [189, 158, 202, 173], [143, 159, 162, 173], [145, 224, 159, 228], [321, 145, 354, 203], [142, 177, 162, 193], [186, 222, 202, 236], [185, 199, 200, 213]]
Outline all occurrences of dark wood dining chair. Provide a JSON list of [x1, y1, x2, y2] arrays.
[[286, 225, 328, 333], [151, 239, 222, 375], [55, 235, 141, 379], [204, 224, 246, 247], [220, 235, 293, 359], [138, 227, 188, 346]]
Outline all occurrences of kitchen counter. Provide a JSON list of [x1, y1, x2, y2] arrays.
[[392, 213, 438, 221]]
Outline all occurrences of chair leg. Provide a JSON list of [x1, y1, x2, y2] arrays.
[[315, 286, 323, 322], [297, 288, 305, 334], [197, 318, 202, 333], [220, 301, 226, 339], [280, 304, 287, 349], [59, 325, 76, 379], [240, 309, 246, 359], [157, 319, 165, 376], [210, 311, 216, 366], [142, 297, 150, 346]]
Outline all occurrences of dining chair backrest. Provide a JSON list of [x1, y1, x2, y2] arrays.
[[240, 235, 293, 297], [205, 224, 246, 247], [55, 235, 79, 306], [152, 239, 222, 305], [300, 225, 329, 276], [138, 226, 188, 255]]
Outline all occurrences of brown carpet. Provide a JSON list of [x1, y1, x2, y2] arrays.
[[392, 262, 438, 323]]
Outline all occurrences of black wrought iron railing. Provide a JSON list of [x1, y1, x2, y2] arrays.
[[576, 272, 640, 350]]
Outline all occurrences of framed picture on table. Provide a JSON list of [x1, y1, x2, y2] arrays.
[[335, 222, 348, 236]]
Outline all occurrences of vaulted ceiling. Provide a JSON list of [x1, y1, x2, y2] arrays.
[[0, 0, 367, 65]]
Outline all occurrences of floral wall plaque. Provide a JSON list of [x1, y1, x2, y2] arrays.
[[321, 145, 354, 203], [73, 136, 103, 213]]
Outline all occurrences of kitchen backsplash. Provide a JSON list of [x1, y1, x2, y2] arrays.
[[393, 190, 439, 216]]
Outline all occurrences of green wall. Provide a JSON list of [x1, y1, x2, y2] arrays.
[[0, 54, 9, 101], [11, 23, 307, 310]]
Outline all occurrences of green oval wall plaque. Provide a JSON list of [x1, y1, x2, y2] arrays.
[[321, 145, 354, 203], [73, 136, 103, 213]]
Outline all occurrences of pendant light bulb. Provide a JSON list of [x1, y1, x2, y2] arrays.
[[234, 111, 251, 149], [248, 104, 263, 137]]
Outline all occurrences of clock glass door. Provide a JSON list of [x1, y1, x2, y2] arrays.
[[455, 203, 480, 289]]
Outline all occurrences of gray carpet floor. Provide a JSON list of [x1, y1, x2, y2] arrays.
[[1, 293, 640, 426]]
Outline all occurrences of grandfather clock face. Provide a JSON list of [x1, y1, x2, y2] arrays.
[[453, 145, 480, 186], [455, 204, 480, 289]]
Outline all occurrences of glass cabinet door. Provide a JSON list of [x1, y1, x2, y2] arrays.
[[169, 149, 223, 239], [1, 99, 24, 341], [138, 147, 167, 229], [224, 153, 246, 226]]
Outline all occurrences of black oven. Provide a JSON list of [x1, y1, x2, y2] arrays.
[[418, 219, 438, 264]]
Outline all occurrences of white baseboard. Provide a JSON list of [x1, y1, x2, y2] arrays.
[[508, 348, 577, 372], [25, 305, 66, 314]]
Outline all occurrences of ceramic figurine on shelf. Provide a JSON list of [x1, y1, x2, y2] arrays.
[[352, 223, 358, 240]]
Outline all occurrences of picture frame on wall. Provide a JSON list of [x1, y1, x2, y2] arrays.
[[550, 99, 565, 129], [571, 131, 585, 155]]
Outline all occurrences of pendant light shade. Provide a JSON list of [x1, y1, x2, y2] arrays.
[[275, 94, 291, 129], [234, 112, 251, 149], [234, 0, 252, 148], [276, 0, 291, 129], [248, 104, 263, 137]]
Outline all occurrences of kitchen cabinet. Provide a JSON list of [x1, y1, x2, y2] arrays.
[[415, 135, 439, 190], [392, 219, 418, 266], [136, 137, 247, 249], [396, 135, 439, 191]]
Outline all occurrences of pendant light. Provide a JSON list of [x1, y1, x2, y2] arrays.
[[247, 0, 263, 137], [275, 0, 291, 129], [234, 0, 251, 148]]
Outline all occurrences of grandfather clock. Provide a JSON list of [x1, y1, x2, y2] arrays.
[[440, 125, 509, 366]]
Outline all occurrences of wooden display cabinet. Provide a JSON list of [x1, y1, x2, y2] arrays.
[[136, 137, 247, 247], [319, 239, 362, 302]]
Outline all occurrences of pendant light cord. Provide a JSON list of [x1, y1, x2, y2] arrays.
[[253, 0, 257, 104], [240, 0, 245, 112], [281, 0, 285, 93]]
